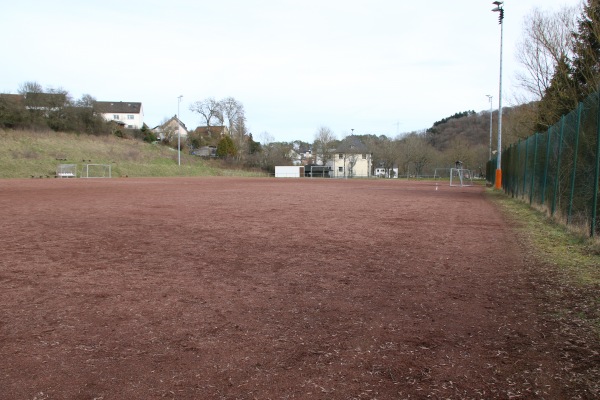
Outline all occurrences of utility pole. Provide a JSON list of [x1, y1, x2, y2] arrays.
[[492, 1, 504, 190]]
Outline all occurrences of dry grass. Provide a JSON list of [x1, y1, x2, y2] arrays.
[[0, 129, 265, 178], [487, 189, 600, 395], [488, 189, 600, 335]]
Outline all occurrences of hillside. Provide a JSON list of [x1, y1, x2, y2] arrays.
[[425, 104, 535, 153], [427, 111, 488, 150], [0, 129, 264, 179]]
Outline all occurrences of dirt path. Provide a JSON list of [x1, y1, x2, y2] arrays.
[[0, 178, 597, 399]]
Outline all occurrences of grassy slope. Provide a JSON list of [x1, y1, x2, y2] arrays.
[[487, 189, 600, 337], [0, 129, 264, 179]]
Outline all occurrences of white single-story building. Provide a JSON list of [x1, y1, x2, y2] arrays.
[[275, 166, 304, 178]]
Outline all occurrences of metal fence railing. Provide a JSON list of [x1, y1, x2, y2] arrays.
[[487, 91, 600, 237]]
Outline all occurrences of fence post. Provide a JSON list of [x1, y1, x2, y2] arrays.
[[523, 136, 529, 199], [568, 103, 583, 225], [551, 117, 565, 216], [530, 133, 539, 205], [541, 127, 553, 206], [505, 144, 512, 196], [514, 140, 520, 197], [591, 94, 600, 237]]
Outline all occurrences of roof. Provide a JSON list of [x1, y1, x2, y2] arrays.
[[93, 101, 142, 114], [193, 126, 228, 135], [24, 92, 67, 108], [0, 94, 24, 105], [335, 136, 369, 154], [157, 115, 188, 131]]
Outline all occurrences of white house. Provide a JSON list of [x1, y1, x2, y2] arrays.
[[328, 136, 372, 178], [375, 166, 399, 178], [93, 101, 144, 129], [152, 115, 188, 141]]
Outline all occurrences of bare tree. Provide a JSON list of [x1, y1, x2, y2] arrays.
[[397, 134, 437, 177], [220, 97, 244, 135], [75, 94, 96, 108], [18, 81, 43, 95], [189, 97, 223, 136], [157, 116, 178, 145], [345, 153, 359, 178], [515, 6, 578, 101], [255, 132, 293, 172], [313, 126, 336, 166], [232, 114, 250, 160], [371, 137, 398, 177]]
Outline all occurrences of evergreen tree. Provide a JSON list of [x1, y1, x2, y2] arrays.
[[536, 55, 578, 131], [247, 133, 261, 154], [572, 0, 600, 99], [216, 135, 237, 158]]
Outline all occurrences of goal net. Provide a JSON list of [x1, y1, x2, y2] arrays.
[[56, 164, 77, 178], [449, 168, 474, 187], [81, 164, 111, 178]]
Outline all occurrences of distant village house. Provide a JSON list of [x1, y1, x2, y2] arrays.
[[152, 115, 188, 142], [93, 101, 144, 129]]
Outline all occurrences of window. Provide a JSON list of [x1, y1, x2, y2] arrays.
[[338, 153, 343, 159], [362, 153, 366, 159], [113, 115, 120, 120], [338, 167, 343, 172], [127, 114, 134, 120]]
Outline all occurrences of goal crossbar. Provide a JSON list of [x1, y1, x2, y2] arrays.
[[449, 168, 473, 187], [81, 164, 111, 178]]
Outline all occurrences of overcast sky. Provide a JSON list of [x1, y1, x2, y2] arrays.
[[2, 0, 582, 143]]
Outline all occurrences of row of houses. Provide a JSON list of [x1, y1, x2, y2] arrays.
[[0, 92, 181, 134], [286, 136, 401, 178], [285, 136, 401, 178], [4, 92, 398, 177]]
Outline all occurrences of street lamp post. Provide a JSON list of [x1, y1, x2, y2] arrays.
[[486, 95, 493, 160], [177, 95, 183, 166], [492, 1, 504, 189]]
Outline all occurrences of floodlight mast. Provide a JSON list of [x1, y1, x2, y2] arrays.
[[486, 95, 493, 160], [492, 1, 504, 189], [177, 95, 183, 166]]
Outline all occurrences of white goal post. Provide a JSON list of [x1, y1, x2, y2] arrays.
[[56, 164, 77, 178], [81, 164, 111, 178], [449, 168, 474, 187]]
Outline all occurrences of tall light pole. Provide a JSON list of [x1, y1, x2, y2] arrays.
[[492, 1, 504, 189], [486, 95, 493, 160], [177, 95, 183, 166]]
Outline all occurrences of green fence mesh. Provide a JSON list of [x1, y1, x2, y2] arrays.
[[487, 92, 600, 237]]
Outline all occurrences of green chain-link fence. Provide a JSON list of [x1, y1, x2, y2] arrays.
[[487, 91, 600, 237]]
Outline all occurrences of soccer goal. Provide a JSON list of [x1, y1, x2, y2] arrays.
[[449, 168, 474, 187], [56, 164, 77, 178], [81, 164, 111, 178]]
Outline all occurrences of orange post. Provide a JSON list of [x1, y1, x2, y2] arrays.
[[494, 169, 502, 189]]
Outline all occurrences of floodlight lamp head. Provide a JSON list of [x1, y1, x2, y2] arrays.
[[492, 7, 501, 11], [492, 1, 503, 5]]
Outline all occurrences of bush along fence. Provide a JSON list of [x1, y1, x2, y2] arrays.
[[487, 91, 600, 237]]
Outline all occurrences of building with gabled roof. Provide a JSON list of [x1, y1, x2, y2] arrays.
[[93, 101, 143, 129], [328, 136, 372, 178], [152, 115, 188, 142], [193, 125, 228, 137], [0, 94, 25, 106]]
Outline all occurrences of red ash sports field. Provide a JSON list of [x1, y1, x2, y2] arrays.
[[0, 178, 597, 399]]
